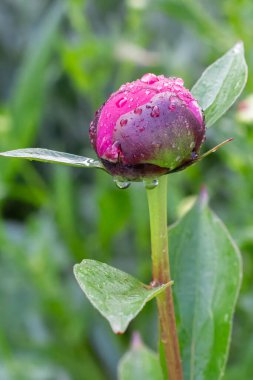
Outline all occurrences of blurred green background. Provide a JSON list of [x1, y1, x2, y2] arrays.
[[0, 0, 253, 379]]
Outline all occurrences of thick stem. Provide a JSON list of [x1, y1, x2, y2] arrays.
[[147, 175, 183, 380]]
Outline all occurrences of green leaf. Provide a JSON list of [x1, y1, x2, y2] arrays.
[[0, 2, 65, 180], [118, 334, 163, 380], [155, 0, 232, 50], [10, 1, 65, 140], [171, 138, 233, 174], [191, 42, 248, 127], [169, 190, 242, 380], [0, 148, 103, 169], [73, 260, 172, 334]]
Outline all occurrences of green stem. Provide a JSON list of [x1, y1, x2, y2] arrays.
[[147, 175, 183, 380]]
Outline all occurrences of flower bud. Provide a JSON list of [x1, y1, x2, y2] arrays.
[[89, 73, 205, 181]]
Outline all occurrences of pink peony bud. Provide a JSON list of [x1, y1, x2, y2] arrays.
[[89, 73, 205, 181]]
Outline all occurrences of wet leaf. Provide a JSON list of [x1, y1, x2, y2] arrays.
[[192, 42, 248, 127], [0, 148, 103, 169], [170, 191, 242, 380], [74, 260, 172, 334]]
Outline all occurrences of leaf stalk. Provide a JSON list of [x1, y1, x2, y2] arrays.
[[147, 175, 183, 380]]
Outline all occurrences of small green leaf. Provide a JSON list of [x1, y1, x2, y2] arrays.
[[170, 190, 242, 380], [196, 138, 233, 161], [74, 259, 172, 334], [118, 334, 163, 380], [0, 148, 103, 169], [191, 42, 248, 127], [171, 138, 233, 174]]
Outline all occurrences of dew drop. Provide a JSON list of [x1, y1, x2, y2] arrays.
[[140, 73, 159, 85], [150, 105, 160, 118], [145, 90, 151, 95], [144, 179, 159, 189], [120, 119, 128, 126], [173, 84, 182, 92], [116, 97, 127, 108], [175, 78, 184, 85], [114, 179, 131, 189], [191, 152, 198, 159], [169, 96, 178, 111], [134, 107, 142, 115], [168, 104, 176, 111]]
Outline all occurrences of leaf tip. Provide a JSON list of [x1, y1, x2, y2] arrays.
[[115, 329, 125, 335], [131, 331, 143, 349], [112, 321, 127, 335], [233, 40, 244, 53], [199, 185, 209, 206]]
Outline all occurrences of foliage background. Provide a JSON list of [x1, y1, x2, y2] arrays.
[[0, 0, 252, 379]]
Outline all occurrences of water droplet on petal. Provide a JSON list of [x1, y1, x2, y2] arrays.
[[145, 90, 151, 95], [144, 179, 159, 189], [168, 104, 176, 111], [120, 119, 128, 126], [114, 179, 131, 189], [116, 97, 127, 108], [168, 95, 178, 111], [150, 105, 160, 118], [140, 73, 159, 85], [175, 78, 184, 85], [134, 108, 142, 115]]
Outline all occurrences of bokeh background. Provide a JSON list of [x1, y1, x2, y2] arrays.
[[0, 0, 253, 379]]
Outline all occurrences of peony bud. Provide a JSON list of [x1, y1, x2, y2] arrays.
[[89, 73, 205, 181]]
